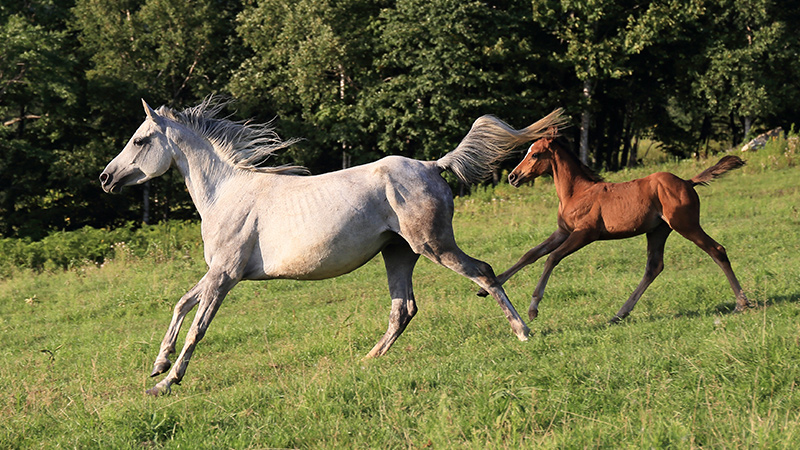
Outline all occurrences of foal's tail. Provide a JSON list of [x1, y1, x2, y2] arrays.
[[689, 155, 746, 187], [437, 108, 567, 185]]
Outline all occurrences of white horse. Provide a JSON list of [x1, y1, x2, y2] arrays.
[[100, 97, 565, 395]]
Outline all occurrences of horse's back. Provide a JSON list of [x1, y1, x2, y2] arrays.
[[238, 156, 448, 280]]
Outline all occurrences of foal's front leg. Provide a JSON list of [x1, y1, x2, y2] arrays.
[[147, 269, 239, 396], [528, 230, 595, 320], [477, 229, 568, 297]]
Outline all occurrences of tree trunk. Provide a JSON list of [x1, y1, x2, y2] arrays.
[[743, 115, 753, 142], [628, 135, 639, 167], [579, 79, 593, 165], [142, 181, 150, 225]]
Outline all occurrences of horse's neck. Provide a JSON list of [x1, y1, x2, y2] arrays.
[[551, 147, 596, 202], [170, 130, 245, 217]]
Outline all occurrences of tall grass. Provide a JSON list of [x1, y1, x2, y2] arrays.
[[1, 147, 799, 448]]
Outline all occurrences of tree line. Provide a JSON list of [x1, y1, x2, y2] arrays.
[[2, 0, 798, 239]]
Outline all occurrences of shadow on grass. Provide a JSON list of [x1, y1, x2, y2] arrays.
[[535, 291, 800, 338]]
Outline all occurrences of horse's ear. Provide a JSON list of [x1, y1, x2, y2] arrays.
[[142, 99, 164, 129], [546, 126, 559, 138]]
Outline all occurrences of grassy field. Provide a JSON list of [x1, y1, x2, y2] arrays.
[[2, 146, 800, 448]]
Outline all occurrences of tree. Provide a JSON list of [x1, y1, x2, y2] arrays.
[[71, 0, 245, 224], [693, 0, 798, 145], [0, 3, 80, 237], [366, 0, 558, 161], [232, 0, 387, 172]]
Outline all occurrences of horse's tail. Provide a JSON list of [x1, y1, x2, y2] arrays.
[[437, 108, 567, 185], [689, 155, 746, 187]]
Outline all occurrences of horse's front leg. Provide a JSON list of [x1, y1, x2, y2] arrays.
[[150, 280, 207, 377], [529, 230, 595, 320], [147, 269, 240, 396], [477, 229, 568, 297]]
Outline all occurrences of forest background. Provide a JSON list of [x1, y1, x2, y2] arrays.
[[2, 0, 799, 239]]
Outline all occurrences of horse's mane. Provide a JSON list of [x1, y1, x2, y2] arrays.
[[159, 97, 309, 175], [551, 136, 604, 182]]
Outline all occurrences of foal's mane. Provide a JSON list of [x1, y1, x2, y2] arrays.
[[160, 97, 309, 175], [549, 136, 604, 182]]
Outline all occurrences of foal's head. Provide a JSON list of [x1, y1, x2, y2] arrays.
[[508, 128, 558, 187]]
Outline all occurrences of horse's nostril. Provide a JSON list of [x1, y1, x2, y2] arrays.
[[508, 173, 517, 183], [100, 172, 111, 185]]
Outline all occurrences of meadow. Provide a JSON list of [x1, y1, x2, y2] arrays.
[[1, 141, 799, 448]]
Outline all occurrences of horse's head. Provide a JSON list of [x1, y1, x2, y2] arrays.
[[507, 127, 558, 187], [100, 100, 174, 193]]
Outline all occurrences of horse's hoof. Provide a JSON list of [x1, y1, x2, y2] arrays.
[[145, 385, 168, 396], [517, 325, 531, 341], [476, 288, 489, 297], [609, 315, 623, 324], [150, 360, 171, 377], [528, 308, 538, 321]]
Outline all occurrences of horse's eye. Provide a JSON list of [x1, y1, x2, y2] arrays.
[[134, 136, 150, 147], [530, 153, 540, 159]]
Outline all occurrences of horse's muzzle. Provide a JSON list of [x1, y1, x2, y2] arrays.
[[100, 168, 144, 193], [100, 171, 122, 193]]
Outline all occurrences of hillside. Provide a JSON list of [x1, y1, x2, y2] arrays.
[[1, 147, 799, 448]]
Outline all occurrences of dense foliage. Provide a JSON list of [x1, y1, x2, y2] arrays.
[[2, 0, 799, 238]]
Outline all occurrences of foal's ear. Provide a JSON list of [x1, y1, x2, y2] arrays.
[[142, 99, 165, 129], [546, 126, 559, 138]]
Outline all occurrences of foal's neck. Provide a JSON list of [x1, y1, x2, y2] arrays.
[[550, 146, 597, 201]]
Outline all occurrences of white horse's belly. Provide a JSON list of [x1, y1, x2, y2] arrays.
[[256, 230, 393, 280], [245, 195, 398, 280]]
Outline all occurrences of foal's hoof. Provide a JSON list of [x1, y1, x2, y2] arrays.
[[608, 315, 625, 324], [150, 360, 171, 377], [476, 288, 489, 297], [528, 307, 538, 321]]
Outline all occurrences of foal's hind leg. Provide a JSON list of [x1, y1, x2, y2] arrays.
[[673, 224, 752, 312], [366, 241, 420, 358], [610, 224, 671, 323]]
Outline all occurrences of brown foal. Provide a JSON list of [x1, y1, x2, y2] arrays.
[[482, 128, 752, 323]]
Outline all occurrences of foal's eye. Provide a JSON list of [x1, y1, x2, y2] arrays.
[[530, 153, 540, 159]]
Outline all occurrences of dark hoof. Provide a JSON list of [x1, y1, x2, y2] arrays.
[[609, 315, 623, 324], [528, 308, 538, 321], [150, 360, 171, 377], [476, 288, 489, 297]]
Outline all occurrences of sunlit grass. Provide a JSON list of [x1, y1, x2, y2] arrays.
[[1, 153, 799, 448]]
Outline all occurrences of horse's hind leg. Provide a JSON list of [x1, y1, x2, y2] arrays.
[[674, 225, 752, 312], [366, 241, 420, 358], [477, 229, 568, 297], [610, 224, 671, 323], [422, 243, 530, 341]]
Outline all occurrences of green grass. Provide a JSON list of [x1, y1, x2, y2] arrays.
[[2, 149, 800, 448]]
